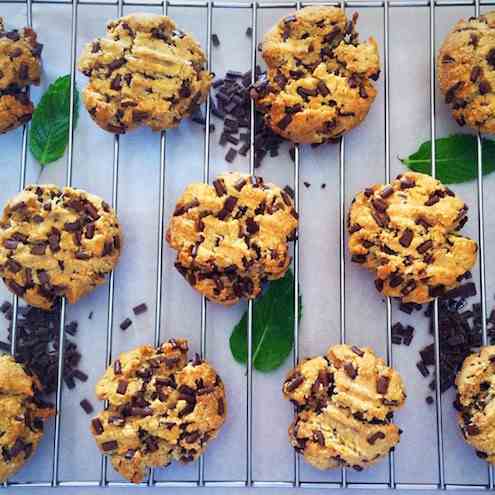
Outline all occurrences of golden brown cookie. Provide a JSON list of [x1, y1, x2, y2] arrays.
[[455, 346, 495, 463], [0, 185, 122, 310], [438, 11, 495, 133], [91, 339, 226, 483], [348, 172, 478, 304], [166, 172, 298, 305], [250, 6, 380, 144], [0, 17, 43, 134], [0, 355, 55, 482], [78, 13, 213, 134], [283, 344, 405, 471]]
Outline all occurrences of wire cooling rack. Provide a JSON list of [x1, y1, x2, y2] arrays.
[[1, 0, 495, 490]]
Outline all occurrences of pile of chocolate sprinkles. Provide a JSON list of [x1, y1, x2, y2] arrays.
[[392, 276, 495, 403], [192, 68, 287, 168], [0, 299, 149, 414], [0, 300, 87, 395]]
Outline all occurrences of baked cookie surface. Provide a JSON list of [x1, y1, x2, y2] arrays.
[[250, 6, 380, 144], [348, 172, 477, 304], [438, 11, 495, 133], [91, 339, 226, 483], [166, 172, 299, 305], [456, 346, 495, 463], [283, 344, 405, 471], [0, 185, 122, 310], [78, 13, 213, 133], [0, 17, 43, 133], [0, 355, 54, 482]]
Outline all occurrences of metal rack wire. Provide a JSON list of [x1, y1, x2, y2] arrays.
[[1, 0, 495, 489]]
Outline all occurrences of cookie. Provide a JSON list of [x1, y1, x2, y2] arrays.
[[0, 17, 43, 134], [283, 344, 405, 471], [438, 12, 495, 133], [0, 355, 55, 482], [0, 185, 122, 310], [77, 13, 213, 134], [455, 346, 495, 463], [91, 339, 226, 483], [348, 171, 478, 305], [250, 6, 380, 144], [166, 172, 298, 305]]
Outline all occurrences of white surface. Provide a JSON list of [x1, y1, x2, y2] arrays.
[[0, 0, 493, 493]]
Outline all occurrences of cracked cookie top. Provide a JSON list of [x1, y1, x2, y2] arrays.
[[283, 344, 405, 471], [78, 13, 213, 133], [0, 17, 43, 134], [91, 339, 226, 483], [438, 11, 495, 133], [348, 171, 478, 304], [0, 355, 54, 482], [250, 6, 380, 144], [166, 172, 299, 305], [0, 185, 122, 310], [455, 346, 495, 463]]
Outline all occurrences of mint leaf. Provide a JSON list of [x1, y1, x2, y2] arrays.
[[29, 75, 79, 165], [400, 134, 495, 184], [229, 270, 302, 372]]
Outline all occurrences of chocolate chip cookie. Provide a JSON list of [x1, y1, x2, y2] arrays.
[[91, 339, 226, 483], [455, 346, 495, 463], [0, 17, 43, 134], [166, 172, 299, 305], [348, 172, 478, 304], [0, 185, 122, 310], [0, 355, 54, 482], [78, 13, 213, 134], [438, 11, 495, 133], [283, 344, 405, 471], [250, 6, 380, 144]]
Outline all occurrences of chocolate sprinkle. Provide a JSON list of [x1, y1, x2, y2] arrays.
[[80, 399, 94, 414]]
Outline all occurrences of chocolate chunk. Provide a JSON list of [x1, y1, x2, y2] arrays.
[[466, 424, 480, 436], [217, 196, 238, 220], [416, 360, 429, 377], [351, 346, 364, 357], [313, 430, 325, 447], [400, 177, 415, 189], [389, 273, 403, 288], [344, 362, 357, 380], [479, 80, 491, 95], [277, 114, 293, 130], [417, 239, 433, 254], [217, 398, 225, 416], [367, 431, 385, 445], [116, 379, 128, 394], [399, 228, 413, 248], [377, 376, 390, 394], [286, 373, 304, 392], [108, 58, 126, 71], [470, 66, 482, 83], [101, 440, 118, 451], [213, 179, 227, 197], [317, 81, 329, 96], [401, 280, 417, 296]]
